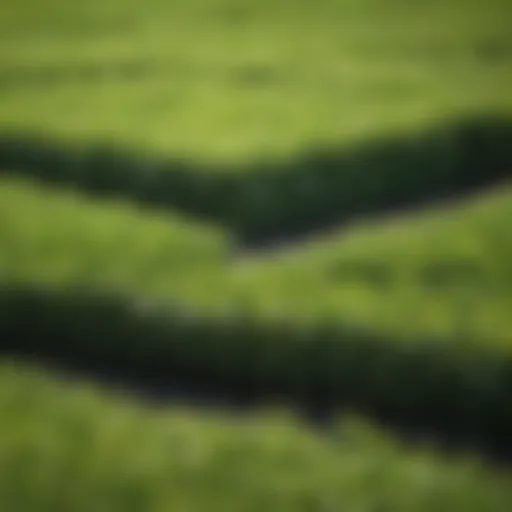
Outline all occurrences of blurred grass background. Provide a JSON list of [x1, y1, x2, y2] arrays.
[[1, 0, 512, 510]]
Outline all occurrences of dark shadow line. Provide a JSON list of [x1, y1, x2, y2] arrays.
[[0, 60, 171, 91], [5, 351, 512, 472], [0, 114, 511, 249], [1, 283, 511, 467]]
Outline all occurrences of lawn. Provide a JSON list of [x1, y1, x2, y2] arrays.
[[230, 184, 512, 343], [0, 0, 511, 507], [0, 0, 511, 164], [0, 359, 511, 512], [3, 172, 511, 343], [1, 174, 511, 452], [0, 175, 229, 303]]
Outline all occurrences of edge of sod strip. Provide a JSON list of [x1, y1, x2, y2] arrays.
[[0, 114, 511, 245], [1, 282, 511, 461]]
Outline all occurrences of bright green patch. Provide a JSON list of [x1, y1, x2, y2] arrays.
[[0, 0, 511, 164], [0, 176, 229, 303]]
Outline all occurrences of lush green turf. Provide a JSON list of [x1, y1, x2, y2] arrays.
[[3, 173, 510, 343], [0, 175, 229, 303], [0, 359, 511, 512], [1, 0, 511, 164], [1, 174, 511, 449], [231, 184, 512, 343], [1, 0, 512, 505]]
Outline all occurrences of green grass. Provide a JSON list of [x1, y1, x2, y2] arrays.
[[2, 173, 511, 343], [1, 173, 510, 454], [230, 184, 512, 343], [1, 1, 512, 504], [0, 359, 511, 512], [0, 0, 511, 164], [0, 175, 229, 303]]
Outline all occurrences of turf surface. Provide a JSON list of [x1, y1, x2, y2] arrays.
[[0, 360, 511, 512]]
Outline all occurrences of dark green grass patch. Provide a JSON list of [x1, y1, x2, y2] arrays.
[[1, 281, 511, 459], [1, 115, 511, 244]]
